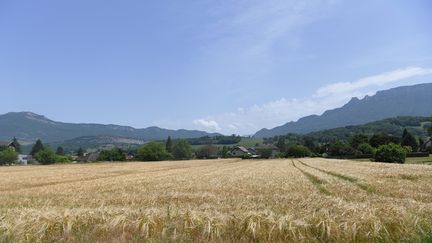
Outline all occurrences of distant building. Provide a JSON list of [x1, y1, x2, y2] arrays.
[[17, 154, 32, 165], [421, 138, 432, 151], [83, 152, 100, 162], [231, 146, 251, 157], [0, 141, 16, 150]]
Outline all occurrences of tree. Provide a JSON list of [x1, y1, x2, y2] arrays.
[[137, 142, 171, 161], [166, 136, 173, 153], [56, 146, 65, 155], [357, 143, 375, 155], [196, 145, 218, 159], [220, 146, 230, 158], [286, 145, 311, 158], [76, 147, 84, 157], [11, 137, 21, 153], [349, 134, 368, 149], [369, 133, 400, 148], [34, 147, 57, 165], [276, 137, 286, 153], [401, 129, 419, 152], [0, 148, 18, 165], [98, 148, 125, 161], [30, 139, 44, 156], [374, 143, 406, 164], [172, 140, 192, 160], [328, 141, 356, 157], [257, 148, 273, 159]]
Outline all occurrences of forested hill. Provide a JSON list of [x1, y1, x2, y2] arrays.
[[0, 112, 221, 143], [266, 116, 431, 144], [255, 83, 432, 137]]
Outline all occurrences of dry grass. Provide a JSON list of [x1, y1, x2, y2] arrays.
[[1, 158, 432, 242]]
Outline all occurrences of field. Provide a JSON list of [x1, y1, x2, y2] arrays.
[[1, 159, 432, 242]]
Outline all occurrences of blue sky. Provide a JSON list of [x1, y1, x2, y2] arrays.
[[1, 0, 431, 135]]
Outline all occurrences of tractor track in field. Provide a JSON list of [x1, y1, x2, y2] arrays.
[[291, 160, 332, 196], [296, 159, 376, 193]]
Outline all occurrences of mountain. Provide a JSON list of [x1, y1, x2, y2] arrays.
[[254, 83, 432, 137], [0, 112, 221, 144]]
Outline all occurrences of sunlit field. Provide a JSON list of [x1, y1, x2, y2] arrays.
[[1, 158, 432, 242]]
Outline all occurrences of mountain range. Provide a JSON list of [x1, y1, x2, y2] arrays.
[[1, 83, 431, 145], [254, 83, 432, 137], [0, 112, 221, 144]]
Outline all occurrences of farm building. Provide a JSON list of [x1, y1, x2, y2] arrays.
[[0, 141, 16, 150], [231, 146, 251, 157]]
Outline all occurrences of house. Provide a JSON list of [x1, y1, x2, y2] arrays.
[[0, 141, 16, 150], [231, 146, 251, 157], [83, 152, 100, 162], [421, 138, 432, 151], [17, 155, 32, 165]]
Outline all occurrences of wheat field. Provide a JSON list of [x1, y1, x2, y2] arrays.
[[1, 158, 432, 242]]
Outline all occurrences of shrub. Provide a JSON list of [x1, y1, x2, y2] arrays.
[[137, 142, 172, 161], [374, 143, 406, 164], [286, 145, 311, 158], [0, 148, 18, 165]]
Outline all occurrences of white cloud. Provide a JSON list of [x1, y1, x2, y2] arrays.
[[193, 67, 432, 135], [193, 119, 221, 131], [316, 67, 432, 97]]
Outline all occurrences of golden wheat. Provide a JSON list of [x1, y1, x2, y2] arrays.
[[0, 158, 431, 242]]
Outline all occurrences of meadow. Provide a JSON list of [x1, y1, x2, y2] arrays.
[[1, 158, 432, 242]]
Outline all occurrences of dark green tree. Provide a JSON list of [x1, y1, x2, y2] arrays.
[[401, 129, 419, 152], [257, 148, 273, 159], [34, 147, 57, 165], [30, 139, 44, 156], [369, 133, 400, 148], [137, 142, 172, 161], [349, 134, 368, 149], [76, 147, 84, 157], [286, 145, 311, 158], [166, 136, 173, 153], [56, 146, 65, 155], [357, 143, 375, 155], [172, 140, 192, 160], [276, 137, 286, 153], [11, 137, 21, 153], [220, 146, 230, 158], [0, 148, 18, 165], [196, 145, 218, 159], [328, 140, 356, 157], [98, 148, 125, 161]]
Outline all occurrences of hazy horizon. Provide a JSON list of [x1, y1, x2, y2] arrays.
[[1, 0, 431, 135]]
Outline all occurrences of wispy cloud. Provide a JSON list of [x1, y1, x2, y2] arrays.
[[316, 67, 432, 97], [192, 67, 432, 135], [199, 0, 337, 69]]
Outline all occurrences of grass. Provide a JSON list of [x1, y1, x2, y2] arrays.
[[1, 158, 432, 242], [406, 155, 432, 165]]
